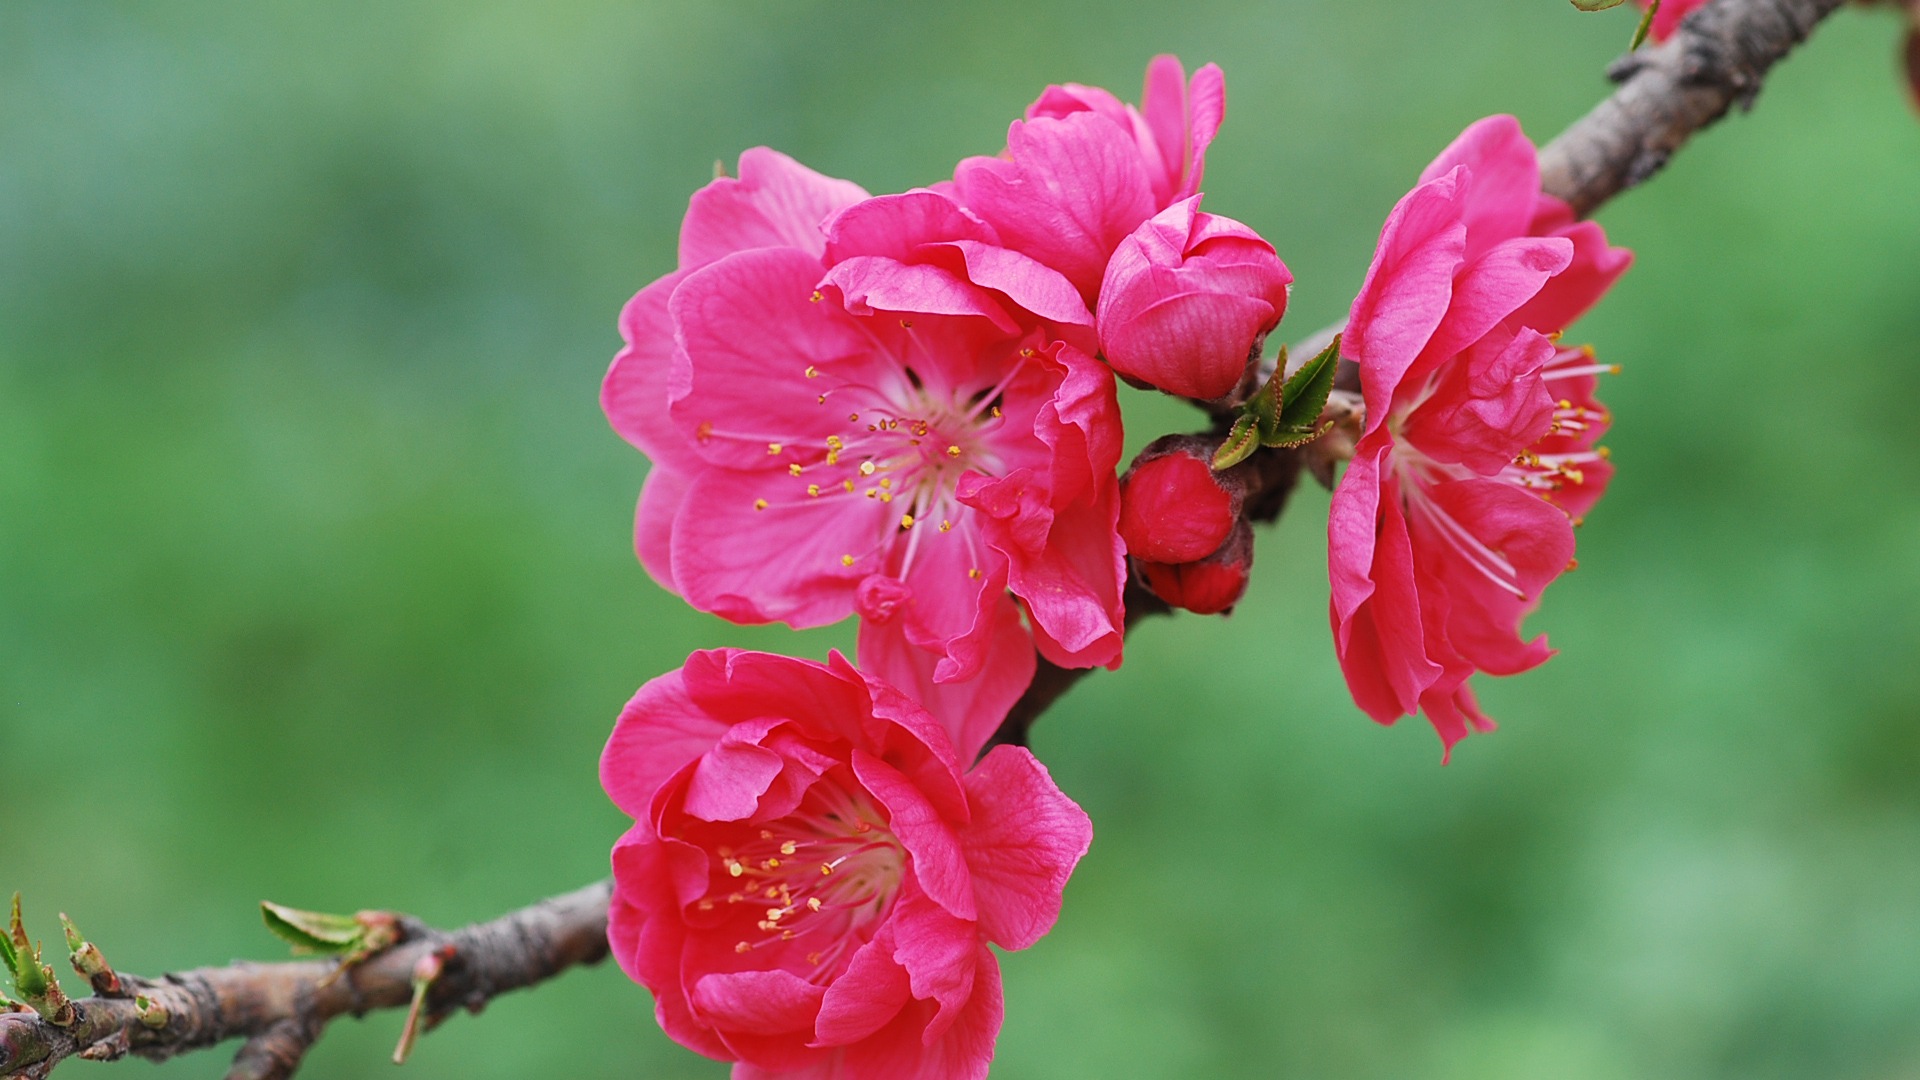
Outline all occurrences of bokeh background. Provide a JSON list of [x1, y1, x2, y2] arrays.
[[3, 1, 1918, 1077]]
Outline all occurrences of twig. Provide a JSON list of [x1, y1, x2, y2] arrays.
[[988, 0, 1851, 749], [0, 882, 611, 1080]]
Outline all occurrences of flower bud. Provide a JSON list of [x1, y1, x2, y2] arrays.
[[1136, 519, 1253, 615], [1118, 439, 1235, 564], [1096, 196, 1291, 400]]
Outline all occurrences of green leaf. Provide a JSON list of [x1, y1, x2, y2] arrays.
[[0, 927, 15, 979], [1262, 420, 1336, 450], [1569, 0, 1628, 10], [1245, 345, 1285, 432], [261, 901, 365, 956], [1629, 0, 1659, 48], [1274, 334, 1341, 435], [1212, 414, 1261, 471]]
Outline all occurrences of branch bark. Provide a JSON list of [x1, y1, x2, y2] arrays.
[[987, 0, 1850, 750], [0, 882, 611, 1080]]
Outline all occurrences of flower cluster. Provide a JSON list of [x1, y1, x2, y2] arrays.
[[600, 57, 1628, 1077]]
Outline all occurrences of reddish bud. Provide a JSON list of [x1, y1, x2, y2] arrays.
[[1096, 196, 1291, 400], [1136, 520, 1253, 616], [1119, 445, 1235, 564]]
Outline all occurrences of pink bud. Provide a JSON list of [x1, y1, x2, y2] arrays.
[[1096, 196, 1291, 400], [1118, 443, 1234, 564], [1137, 521, 1253, 615]]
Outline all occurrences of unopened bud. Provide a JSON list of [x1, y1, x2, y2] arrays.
[[134, 994, 169, 1029], [1119, 436, 1239, 564], [1136, 520, 1254, 616], [1097, 197, 1291, 401]]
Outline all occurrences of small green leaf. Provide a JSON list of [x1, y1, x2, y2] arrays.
[[261, 901, 365, 956], [1245, 345, 1285, 432], [1274, 334, 1341, 435], [1629, 0, 1659, 48], [1212, 415, 1261, 471], [1569, 0, 1628, 10], [1261, 420, 1336, 450]]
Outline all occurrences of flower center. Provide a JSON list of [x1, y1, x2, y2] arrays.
[[698, 780, 904, 979]]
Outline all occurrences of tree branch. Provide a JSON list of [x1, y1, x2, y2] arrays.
[[988, 0, 1851, 750], [0, 882, 611, 1079]]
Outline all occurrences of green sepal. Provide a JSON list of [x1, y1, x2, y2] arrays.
[[1274, 335, 1340, 436], [1569, 0, 1629, 10], [261, 901, 366, 956], [1260, 419, 1336, 450], [1212, 414, 1261, 471], [59, 914, 84, 955], [1629, 0, 1660, 48]]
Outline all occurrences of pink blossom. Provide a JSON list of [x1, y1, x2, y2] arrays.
[[1327, 115, 1630, 756], [1636, 0, 1709, 43], [603, 157, 1127, 762], [1096, 196, 1292, 400], [602, 649, 1093, 1080], [953, 56, 1226, 304]]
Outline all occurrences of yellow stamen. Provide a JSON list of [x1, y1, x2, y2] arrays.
[[789, 463, 803, 477], [805, 365, 819, 379], [753, 499, 768, 511], [840, 554, 855, 567], [946, 445, 962, 458], [807, 484, 821, 497], [767, 442, 782, 455], [859, 461, 876, 476], [900, 514, 915, 529]]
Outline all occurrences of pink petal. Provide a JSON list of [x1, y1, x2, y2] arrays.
[[604, 269, 702, 473], [690, 969, 827, 1035], [682, 718, 787, 822], [834, 945, 1002, 1080], [890, 881, 981, 1041], [813, 925, 912, 1047], [932, 240, 1094, 327], [670, 464, 889, 627], [1411, 234, 1572, 378], [601, 667, 730, 818], [1006, 491, 1126, 669], [1401, 325, 1559, 475], [1335, 478, 1441, 721], [1100, 289, 1278, 399], [857, 591, 1037, 765], [852, 750, 976, 921], [1178, 63, 1226, 200], [1420, 477, 1574, 675], [959, 746, 1093, 950], [634, 465, 690, 591], [1328, 441, 1387, 628], [1515, 219, 1632, 332], [952, 112, 1156, 303], [668, 248, 889, 470], [1347, 170, 1468, 430], [680, 147, 868, 268], [1418, 115, 1539, 258], [822, 256, 1020, 333], [823, 190, 995, 263], [1139, 55, 1191, 204]]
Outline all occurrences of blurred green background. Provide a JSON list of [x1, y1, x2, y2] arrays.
[[3, 1, 1918, 1077]]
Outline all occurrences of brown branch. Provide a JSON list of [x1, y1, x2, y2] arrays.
[[0, 881, 611, 1080], [988, 0, 1852, 750]]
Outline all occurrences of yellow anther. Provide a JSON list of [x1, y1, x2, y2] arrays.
[[789, 463, 803, 477], [763, 886, 778, 898], [808, 952, 823, 965], [820, 863, 834, 875], [698, 899, 715, 911], [859, 461, 877, 476], [1019, 347, 1035, 357], [880, 492, 893, 503], [900, 514, 915, 529], [968, 568, 981, 579], [826, 450, 840, 465], [817, 394, 827, 404], [728, 861, 744, 878], [842, 480, 855, 492], [807, 484, 821, 497], [779, 841, 797, 855], [840, 554, 855, 567], [1571, 515, 1587, 528], [809, 290, 823, 303], [826, 435, 844, 450], [879, 478, 892, 489], [848, 413, 859, 422], [759, 830, 773, 839], [946, 445, 962, 457], [763, 858, 780, 870], [736, 941, 752, 954], [1596, 446, 1612, 459], [696, 421, 714, 443], [780, 930, 795, 940], [766, 907, 783, 921], [767, 442, 782, 455], [753, 499, 769, 511], [865, 489, 878, 499], [805, 365, 819, 379], [1566, 557, 1580, 572], [990, 406, 1002, 418], [939, 520, 953, 532], [808, 897, 823, 911]]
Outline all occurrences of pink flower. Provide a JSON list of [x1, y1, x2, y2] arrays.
[[603, 156, 1128, 761], [1327, 115, 1631, 756], [953, 55, 1226, 304], [1636, 0, 1709, 43], [602, 649, 1093, 1080], [1096, 196, 1292, 400]]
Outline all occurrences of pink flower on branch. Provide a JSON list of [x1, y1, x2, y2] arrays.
[[603, 153, 1128, 762], [1636, 0, 1709, 44], [602, 649, 1093, 1080], [1328, 115, 1631, 756]]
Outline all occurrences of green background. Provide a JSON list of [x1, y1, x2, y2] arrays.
[[4, 2, 1918, 1077]]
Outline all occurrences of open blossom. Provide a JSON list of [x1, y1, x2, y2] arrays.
[[1328, 115, 1631, 755], [1096, 196, 1292, 400], [603, 649, 1092, 1080], [1635, 0, 1709, 43], [953, 55, 1225, 304], [603, 152, 1127, 761]]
